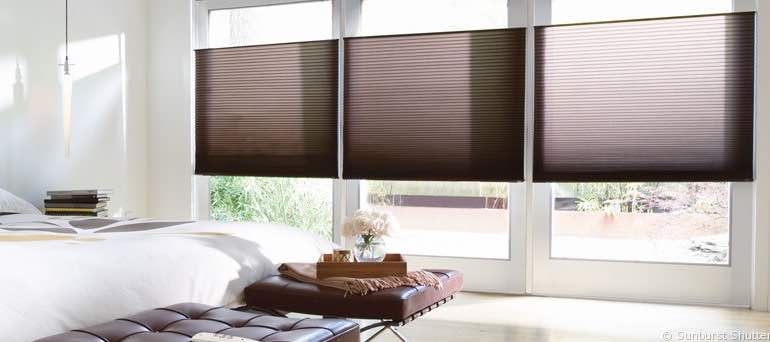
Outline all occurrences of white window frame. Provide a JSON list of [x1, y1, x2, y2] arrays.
[[193, 0, 358, 245], [192, 0, 529, 293], [193, 0, 523, 254], [190, 0, 767, 304], [526, 0, 757, 306]]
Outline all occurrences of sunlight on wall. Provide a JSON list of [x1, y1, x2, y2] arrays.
[[55, 34, 125, 160], [549, 0, 732, 24], [62, 72, 72, 158], [60, 35, 121, 81]]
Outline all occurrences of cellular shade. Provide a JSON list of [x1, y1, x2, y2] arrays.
[[195, 39, 339, 178], [534, 13, 755, 182], [344, 29, 526, 181]]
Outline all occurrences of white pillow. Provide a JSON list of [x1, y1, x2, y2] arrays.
[[0, 188, 41, 214]]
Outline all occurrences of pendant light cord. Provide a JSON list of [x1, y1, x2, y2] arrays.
[[65, 0, 68, 58]]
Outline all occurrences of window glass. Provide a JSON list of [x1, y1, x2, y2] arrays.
[[364, 181, 510, 259], [357, 0, 508, 36], [356, 0, 512, 259], [551, 183, 730, 264], [208, 0, 333, 48], [210, 177, 333, 239], [206, 1, 334, 240], [548, 0, 732, 25], [546, 1, 735, 265]]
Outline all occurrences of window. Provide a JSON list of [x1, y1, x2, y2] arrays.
[[208, 0, 332, 48], [205, 1, 335, 240], [364, 181, 510, 259], [548, 0, 732, 25], [542, 1, 744, 266], [210, 177, 333, 239], [357, 0, 508, 36], [551, 183, 730, 264], [353, 0, 514, 260]]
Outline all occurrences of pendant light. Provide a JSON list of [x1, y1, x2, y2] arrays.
[[61, 0, 72, 159]]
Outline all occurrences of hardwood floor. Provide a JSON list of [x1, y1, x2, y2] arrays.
[[357, 292, 770, 341]]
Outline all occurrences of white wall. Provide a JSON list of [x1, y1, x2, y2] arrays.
[[147, 0, 195, 220], [0, 0, 149, 216]]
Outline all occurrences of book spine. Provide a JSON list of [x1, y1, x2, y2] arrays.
[[45, 199, 108, 205], [46, 190, 113, 196], [46, 195, 110, 201], [43, 201, 107, 209], [44, 208, 103, 213]]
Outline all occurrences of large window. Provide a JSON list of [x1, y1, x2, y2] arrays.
[[356, 0, 508, 36], [205, 1, 335, 240], [364, 181, 509, 259], [543, 0, 740, 266], [208, 0, 332, 47], [551, 183, 730, 264], [354, 0, 513, 260]]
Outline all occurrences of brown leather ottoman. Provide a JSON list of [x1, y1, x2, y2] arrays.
[[35, 303, 359, 342], [245, 269, 463, 341]]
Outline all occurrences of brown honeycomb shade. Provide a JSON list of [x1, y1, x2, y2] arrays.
[[343, 29, 526, 181], [195, 39, 339, 178], [534, 12, 755, 182]]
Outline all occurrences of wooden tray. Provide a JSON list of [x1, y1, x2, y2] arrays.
[[317, 253, 407, 279]]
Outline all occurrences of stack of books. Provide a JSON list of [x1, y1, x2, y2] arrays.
[[45, 190, 112, 217]]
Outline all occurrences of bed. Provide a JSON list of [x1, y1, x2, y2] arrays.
[[0, 213, 334, 341]]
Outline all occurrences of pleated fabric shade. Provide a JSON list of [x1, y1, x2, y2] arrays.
[[534, 12, 755, 182], [195, 39, 339, 178], [343, 28, 527, 182]]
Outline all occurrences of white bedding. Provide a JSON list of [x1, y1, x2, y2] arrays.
[[0, 214, 334, 341]]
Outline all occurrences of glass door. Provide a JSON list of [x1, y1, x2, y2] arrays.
[[345, 0, 528, 293], [194, 0, 339, 239], [528, 0, 753, 306]]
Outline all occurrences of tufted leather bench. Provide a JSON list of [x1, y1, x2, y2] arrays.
[[35, 303, 359, 342], [245, 269, 463, 341]]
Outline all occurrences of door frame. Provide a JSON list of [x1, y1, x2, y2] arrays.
[[524, 0, 755, 308], [340, 0, 531, 294]]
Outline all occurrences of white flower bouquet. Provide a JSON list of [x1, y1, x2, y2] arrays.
[[342, 209, 399, 238], [342, 209, 399, 262]]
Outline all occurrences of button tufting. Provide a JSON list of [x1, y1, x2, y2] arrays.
[[34, 303, 360, 342]]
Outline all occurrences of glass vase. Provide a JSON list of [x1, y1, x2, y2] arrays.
[[354, 234, 386, 262]]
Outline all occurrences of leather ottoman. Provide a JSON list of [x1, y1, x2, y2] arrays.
[[35, 303, 359, 342], [245, 269, 463, 341]]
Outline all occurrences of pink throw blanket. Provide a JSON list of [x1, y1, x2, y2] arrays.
[[278, 263, 443, 296]]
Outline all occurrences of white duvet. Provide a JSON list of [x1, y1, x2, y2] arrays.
[[0, 214, 334, 341]]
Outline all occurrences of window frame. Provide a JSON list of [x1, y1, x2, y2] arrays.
[[193, 0, 351, 244], [192, 0, 750, 267], [193, 0, 523, 255], [526, 0, 754, 306]]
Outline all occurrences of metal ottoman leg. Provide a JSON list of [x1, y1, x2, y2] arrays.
[[362, 321, 408, 342]]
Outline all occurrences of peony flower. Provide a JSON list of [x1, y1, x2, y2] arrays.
[[341, 209, 399, 238]]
